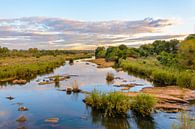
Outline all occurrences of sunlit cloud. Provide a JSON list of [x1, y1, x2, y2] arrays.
[[0, 17, 184, 50]]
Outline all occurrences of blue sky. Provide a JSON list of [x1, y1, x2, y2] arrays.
[[0, 0, 194, 21], [0, 0, 194, 49]]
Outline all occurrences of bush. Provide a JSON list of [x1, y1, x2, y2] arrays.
[[106, 72, 114, 81], [84, 90, 131, 117], [130, 93, 156, 116]]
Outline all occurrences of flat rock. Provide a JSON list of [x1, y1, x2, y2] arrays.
[[45, 118, 59, 123]]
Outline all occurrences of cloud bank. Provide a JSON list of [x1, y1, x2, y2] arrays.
[[0, 17, 184, 50]]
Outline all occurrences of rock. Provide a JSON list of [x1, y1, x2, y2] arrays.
[[18, 106, 29, 111], [66, 87, 73, 92], [6, 96, 14, 100], [191, 118, 195, 121], [121, 87, 130, 90], [12, 79, 27, 84], [17, 127, 26, 129], [85, 62, 90, 65], [16, 115, 27, 123], [45, 118, 59, 123]]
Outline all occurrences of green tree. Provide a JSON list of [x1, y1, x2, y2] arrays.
[[95, 47, 106, 59]]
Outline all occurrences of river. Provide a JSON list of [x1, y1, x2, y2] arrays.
[[0, 59, 194, 129]]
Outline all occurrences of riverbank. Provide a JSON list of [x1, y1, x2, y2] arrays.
[[119, 57, 195, 89], [0, 53, 92, 83], [87, 58, 195, 112]]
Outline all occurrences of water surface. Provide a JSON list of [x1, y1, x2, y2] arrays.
[[0, 60, 193, 129]]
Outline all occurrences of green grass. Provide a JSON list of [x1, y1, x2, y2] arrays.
[[84, 90, 131, 117], [130, 93, 157, 116], [119, 58, 195, 89], [0, 54, 92, 81], [84, 90, 156, 117]]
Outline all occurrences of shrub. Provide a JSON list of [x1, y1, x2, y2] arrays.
[[176, 72, 194, 89], [130, 93, 156, 116], [84, 90, 131, 117], [106, 72, 114, 81]]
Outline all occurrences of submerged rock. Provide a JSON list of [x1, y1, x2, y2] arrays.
[[18, 106, 29, 111], [17, 127, 26, 129], [45, 118, 59, 123], [6, 96, 14, 100], [16, 115, 27, 123]]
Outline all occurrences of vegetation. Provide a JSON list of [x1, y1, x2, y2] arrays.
[[106, 72, 114, 81], [84, 90, 131, 117], [130, 93, 156, 116], [172, 112, 195, 129], [0, 53, 93, 82], [0, 47, 94, 58], [84, 90, 156, 117], [95, 34, 195, 89]]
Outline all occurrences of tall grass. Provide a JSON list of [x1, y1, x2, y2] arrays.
[[172, 112, 195, 129], [84, 90, 131, 117], [84, 90, 156, 117], [130, 93, 156, 117], [0, 54, 92, 81], [119, 59, 195, 89]]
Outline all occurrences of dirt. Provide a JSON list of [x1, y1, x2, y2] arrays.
[[88, 58, 115, 68]]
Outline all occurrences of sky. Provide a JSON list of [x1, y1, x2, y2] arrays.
[[0, 0, 194, 50]]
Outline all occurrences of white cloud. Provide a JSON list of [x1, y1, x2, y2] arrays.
[[0, 17, 183, 50]]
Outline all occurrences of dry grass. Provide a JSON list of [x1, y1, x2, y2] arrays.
[[88, 58, 114, 68]]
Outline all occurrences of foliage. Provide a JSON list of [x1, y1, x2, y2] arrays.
[[130, 93, 156, 116], [178, 39, 195, 69], [84, 90, 131, 117], [157, 51, 177, 67], [95, 47, 106, 58], [105, 46, 120, 61]]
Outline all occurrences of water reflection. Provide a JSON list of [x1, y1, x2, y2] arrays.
[[133, 113, 156, 129], [90, 110, 131, 129]]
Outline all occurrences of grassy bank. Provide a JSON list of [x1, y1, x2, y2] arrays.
[[0, 53, 92, 82], [119, 57, 195, 89]]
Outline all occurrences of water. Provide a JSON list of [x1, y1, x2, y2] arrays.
[[0, 60, 193, 129]]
